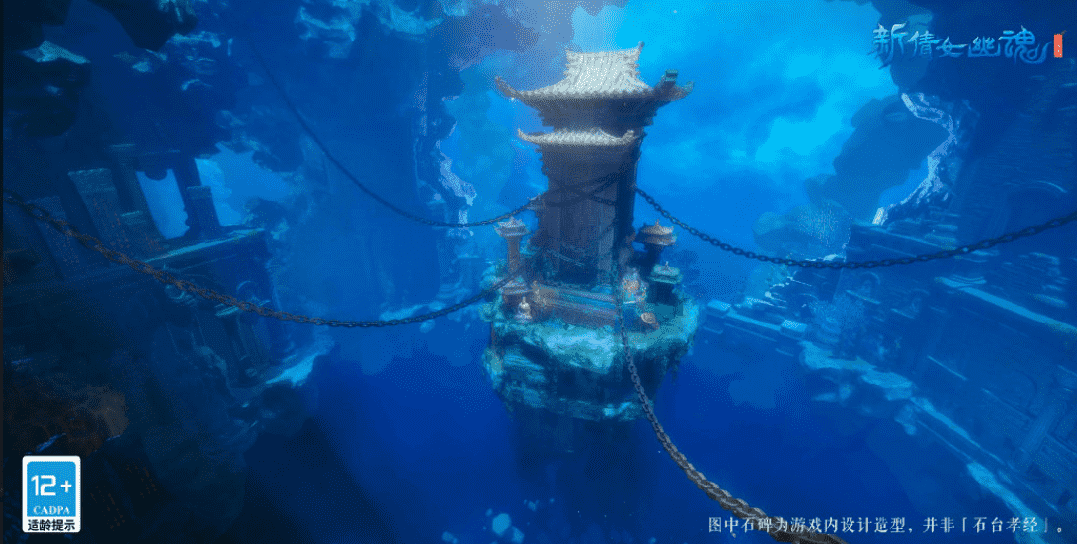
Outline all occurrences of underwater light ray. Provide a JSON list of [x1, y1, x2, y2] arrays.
[[2, 188, 543, 328], [635, 186, 1077, 269], [247, 43, 535, 229], [248, 41, 1077, 276]]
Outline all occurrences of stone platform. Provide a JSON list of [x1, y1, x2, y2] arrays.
[[482, 295, 699, 423]]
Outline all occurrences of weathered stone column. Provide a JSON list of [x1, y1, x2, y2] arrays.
[[185, 185, 223, 240], [68, 168, 136, 256], [109, 144, 165, 252], [170, 155, 222, 239], [108, 144, 153, 216], [495, 217, 528, 273], [1014, 365, 1077, 473]]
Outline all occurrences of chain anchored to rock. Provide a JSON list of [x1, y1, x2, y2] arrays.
[[9, 192, 848, 543], [3, 191, 532, 327], [635, 187, 1077, 270], [256, 44, 1074, 271], [612, 263, 849, 544], [253, 46, 624, 229]]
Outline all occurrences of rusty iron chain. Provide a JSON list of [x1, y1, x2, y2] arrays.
[[9, 170, 1072, 330], [255, 46, 614, 228], [3, 191, 530, 327], [612, 265, 850, 544], [258, 44, 1070, 272], [12, 188, 839, 541], [256, 43, 1072, 269], [10, 44, 1054, 538], [543, 172, 620, 208], [252, 46, 526, 228], [255, 44, 625, 225], [635, 187, 1077, 269]]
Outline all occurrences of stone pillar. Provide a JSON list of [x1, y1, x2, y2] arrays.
[[647, 263, 682, 306], [24, 197, 98, 280], [109, 143, 164, 253], [637, 220, 675, 274], [170, 154, 199, 220], [170, 155, 223, 240], [614, 147, 642, 275], [495, 217, 529, 274], [109, 144, 152, 215], [457, 253, 481, 291], [214, 304, 269, 386], [1014, 365, 1077, 473], [68, 168, 137, 256], [184, 186, 222, 240], [501, 281, 530, 311]]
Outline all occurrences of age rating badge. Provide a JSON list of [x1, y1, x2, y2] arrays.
[[23, 456, 80, 533]]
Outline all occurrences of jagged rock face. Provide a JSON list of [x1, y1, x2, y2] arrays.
[[2, 0, 73, 50], [909, 8, 1076, 258], [2, 1, 222, 146], [4, 1, 198, 66], [3, 1, 690, 541], [3, 41, 90, 138], [88, 0, 198, 50], [804, 95, 949, 220], [713, 4, 1077, 536], [4, 312, 328, 542], [483, 297, 700, 422], [3, 365, 129, 458]]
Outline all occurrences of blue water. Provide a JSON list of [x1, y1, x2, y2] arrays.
[[23, 0, 1062, 543], [221, 1, 1017, 541]]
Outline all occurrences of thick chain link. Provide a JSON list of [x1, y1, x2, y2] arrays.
[[252, 47, 527, 228], [635, 187, 1077, 269], [12, 46, 1055, 539], [256, 44, 1073, 267], [612, 265, 850, 544], [9, 174, 1073, 330], [543, 174, 620, 208], [255, 46, 626, 226], [9, 182, 843, 540], [3, 191, 529, 327]]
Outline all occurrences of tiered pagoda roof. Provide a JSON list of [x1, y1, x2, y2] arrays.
[[498, 43, 649, 100], [516, 128, 638, 147], [495, 42, 692, 106]]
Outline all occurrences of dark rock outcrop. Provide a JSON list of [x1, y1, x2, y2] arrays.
[[2, 0, 72, 50], [88, 0, 198, 50], [805, 94, 949, 220], [3, 40, 90, 138]]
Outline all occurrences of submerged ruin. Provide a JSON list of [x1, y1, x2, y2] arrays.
[[481, 44, 698, 445]]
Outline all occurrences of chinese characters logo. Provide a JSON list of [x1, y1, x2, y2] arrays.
[[871, 24, 1056, 66]]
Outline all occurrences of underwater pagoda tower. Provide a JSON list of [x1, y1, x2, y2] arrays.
[[496, 42, 692, 283], [483, 44, 698, 445]]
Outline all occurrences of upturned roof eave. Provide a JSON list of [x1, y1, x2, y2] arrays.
[[497, 79, 692, 108], [516, 128, 639, 147]]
